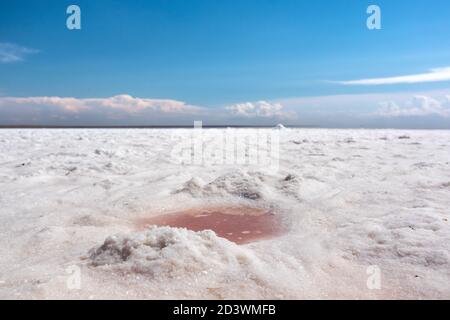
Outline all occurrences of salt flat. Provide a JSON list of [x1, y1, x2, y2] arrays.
[[0, 128, 449, 299]]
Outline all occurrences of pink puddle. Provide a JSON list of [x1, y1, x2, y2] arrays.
[[136, 206, 284, 244]]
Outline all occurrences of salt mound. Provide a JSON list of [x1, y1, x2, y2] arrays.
[[275, 124, 286, 130], [174, 177, 204, 197], [176, 170, 263, 200], [88, 226, 257, 278], [204, 171, 263, 200]]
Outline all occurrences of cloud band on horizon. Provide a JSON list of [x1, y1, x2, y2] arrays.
[[0, 95, 291, 125], [0, 91, 449, 127]]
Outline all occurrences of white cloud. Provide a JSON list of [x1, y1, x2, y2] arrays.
[[273, 89, 450, 127], [0, 94, 202, 113], [0, 95, 297, 125], [0, 43, 38, 63], [376, 95, 450, 118], [1, 91, 449, 126], [337, 67, 450, 85], [225, 101, 292, 119], [0, 95, 206, 125]]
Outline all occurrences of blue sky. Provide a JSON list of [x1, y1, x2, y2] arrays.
[[1, 0, 450, 127]]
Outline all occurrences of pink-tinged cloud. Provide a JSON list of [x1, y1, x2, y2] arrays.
[[0, 95, 203, 114], [0, 95, 295, 125], [0, 95, 209, 125]]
